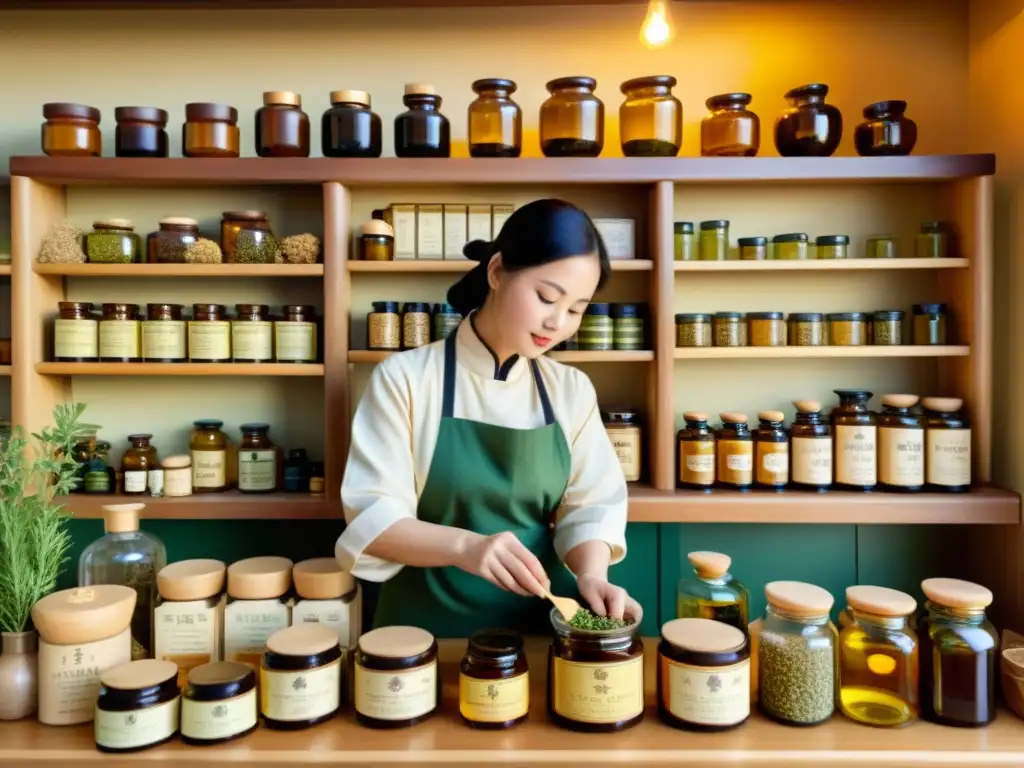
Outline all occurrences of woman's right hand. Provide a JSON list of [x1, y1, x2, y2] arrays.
[[456, 531, 551, 597]]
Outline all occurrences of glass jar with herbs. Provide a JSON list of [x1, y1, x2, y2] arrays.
[[256, 91, 310, 158], [142, 304, 186, 363], [922, 397, 971, 492], [676, 551, 748, 629], [148, 217, 199, 264], [99, 303, 141, 362], [539, 77, 604, 158], [713, 312, 744, 347], [122, 434, 159, 496], [790, 400, 831, 491], [716, 412, 753, 490], [85, 220, 141, 264], [232, 304, 273, 363], [699, 220, 729, 261], [238, 423, 278, 494], [322, 90, 382, 158], [872, 310, 904, 346], [395, 84, 451, 158], [189, 304, 231, 363], [221, 211, 277, 264], [42, 102, 101, 156], [674, 222, 695, 261], [878, 394, 924, 492], [114, 106, 168, 158], [183, 102, 240, 158], [677, 411, 715, 491], [402, 303, 431, 351], [54, 301, 98, 362], [831, 389, 877, 491], [917, 222, 950, 259], [191, 419, 229, 493], [676, 313, 711, 348], [618, 75, 681, 157], [275, 305, 318, 363], [367, 301, 401, 351], [788, 313, 825, 346], [468, 79, 522, 158]]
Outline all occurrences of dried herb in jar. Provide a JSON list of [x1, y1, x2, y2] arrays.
[[234, 229, 279, 264], [568, 608, 633, 631], [759, 631, 835, 724]]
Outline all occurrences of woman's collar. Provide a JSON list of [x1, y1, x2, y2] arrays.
[[456, 313, 526, 382]]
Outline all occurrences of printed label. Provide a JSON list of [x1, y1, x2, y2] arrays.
[[468, 206, 493, 242], [192, 450, 226, 489], [292, 599, 353, 648], [239, 449, 276, 491], [927, 429, 971, 486], [148, 469, 164, 497], [660, 657, 749, 726], [188, 321, 231, 361], [682, 442, 715, 486], [792, 436, 832, 486], [459, 672, 529, 723], [142, 321, 186, 360], [551, 656, 643, 724], [354, 661, 437, 721], [224, 599, 290, 664], [417, 208, 444, 259], [98, 320, 140, 358], [95, 697, 179, 749], [231, 322, 273, 361], [275, 322, 317, 361], [757, 447, 789, 485], [879, 427, 924, 487], [443, 206, 468, 259], [164, 468, 191, 497], [38, 630, 132, 726], [606, 427, 641, 482], [717, 440, 753, 486], [391, 207, 417, 259], [154, 598, 222, 685], [835, 424, 877, 486], [261, 659, 341, 722], [54, 318, 98, 358], [123, 470, 147, 493], [181, 689, 257, 741]]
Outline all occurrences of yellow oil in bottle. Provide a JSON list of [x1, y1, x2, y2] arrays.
[[839, 622, 918, 727], [675, 551, 749, 631]]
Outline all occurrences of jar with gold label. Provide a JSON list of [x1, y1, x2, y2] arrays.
[[548, 605, 644, 732], [155, 560, 227, 689], [291, 558, 361, 650], [922, 397, 970, 493], [747, 312, 785, 347], [468, 79, 522, 158], [790, 400, 831, 492], [97, 303, 141, 362], [677, 411, 715, 491], [603, 408, 641, 483], [788, 313, 825, 346], [189, 304, 231, 362], [354, 626, 440, 728], [402, 302, 432, 350], [658, 618, 750, 732], [674, 222, 695, 261], [54, 301, 99, 362], [831, 389, 877, 491], [275, 305, 318, 363], [738, 236, 767, 261], [866, 234, 899, 259], [772, 233, 809, 260], [225, 557, 294, 670], [713, 312, 744, 347], [913, 303, 948, 345], [827, 312, 868, 346], [699, 220, 730, 261], [701, 93, 759, 156], [261, 625, 341, 730], [872, 310, 904, 346], [42, 102, 102, 156], [183, 103, 240, 158], [368, 301, 401, 351], [360, 219, 394, 261], [238, 423, 278, 494], [232, 304, 273, 363], [540, 76, 604, 158], [94, 659, 180, 753], [459, 629, 529, 729], [256, 91, 310, 158], [717, 412, 753, 491], [122, 434, 158, 496], [878, 395, 924, 492], [676, 313, 711, 347], [181, 661, 257, 746], [142, 304, 186, 362], [618, 75, 681, 157], [816, 235, 849, 260], [191, 419, 229, 493], [756, 411, 789, 491]]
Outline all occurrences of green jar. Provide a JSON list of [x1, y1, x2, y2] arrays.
[[738, 236, 768, 261], [773, 233, 810, 260], [866, 234, 898, 259], [612, 303, 644, 350], [579, 303, 613, 350], [432, 302, 461, 341], [916, 222, 949, 259], [84, 219, 141, 263], [699, 220, 729, 261], [816, 235, 849, 260], [871, 310, 904, 346], [674, 222, 695, 261]]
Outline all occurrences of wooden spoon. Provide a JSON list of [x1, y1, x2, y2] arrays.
[[540, 587, 581, 622]]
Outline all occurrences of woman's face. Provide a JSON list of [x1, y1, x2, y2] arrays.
[[487, 252, 602, 358]]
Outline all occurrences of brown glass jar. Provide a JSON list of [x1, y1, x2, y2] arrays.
[[115, 106, 169, 158], [678, 411, 715, 492], [55, 302, 99, 362], [831, 389, 877, 492], [395, 84, 451, 158], [354, 626, 440, 729], [747, 312, 785, 347], [261, 625, 341, 730], [122, 434, 159, 496], [468, 79, 522, 158], [189, 304, 231, 363], [183, 103, 240, 158], [256, 91, 310, 158], [148, 217, 199, 264], [878, 395, 924, 492], [774, 84, 843, 157], [619, 75, 681, 157], [922, 397, 971, 493], [99, 303, 141, 362], [459, 629, 528, 730], [221, 211, 276, 264], [854, 100, 918, 157], [828, 313, 868, 346], [540, 77, 604, 158], [701, 93, 759, 157], [42, 102, 101, 157], [275, 305, 318, 363], [191, 419, 229, 493], [142, 304, 186, 363], [360, 219, 394, 261], [756, 411, 789, 491], [790, 400, 831, 492], [717, 413, 753, 491], [238, 423, 277, 494], [322, 90, 382, 158], [232, 304, 273, 363]]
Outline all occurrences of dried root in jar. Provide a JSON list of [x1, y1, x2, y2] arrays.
[[280, 233, 321, 264], [36, 221, 86, 263], [184, 237, 223, 264]]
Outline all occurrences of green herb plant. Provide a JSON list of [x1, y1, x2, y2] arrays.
[[0, 403, 96, 633], [568, 608, 632, 631]]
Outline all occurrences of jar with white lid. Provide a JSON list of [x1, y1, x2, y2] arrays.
[[291, 558, 361, 649], [162, 454, 192, 497], [224, 556, 294, 668], [154, 559, 227, 688]]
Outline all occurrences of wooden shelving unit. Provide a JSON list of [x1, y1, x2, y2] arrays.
[[33, 263, 323, 277], [349, 258, 653, 272], [349, 349, 655, 364], [673, 346, 971, 359], [34, 363, 324, 377], [674, 258, 970, 272]]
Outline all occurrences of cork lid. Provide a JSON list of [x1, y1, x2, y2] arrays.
[[263, 90, 301, 107], [31, 585, 137, 645], [846, 585, 917, 617], [331, 89, 370, 107], [159, 216, 199, 227], [759, 410, 785, 423], [719, 412, 748, 424], [662, 618, 746, 654], [94, 218, 133, 229], [361, 219, 394, 237], [688, 551, 731, 579], [266, 624, 339, 657], [921, 397, 963, 412], [358, 626, 434, 658], [405, 83, 438, 96], [227, 556, 293, 600], [102, 503, 144, 534], [793, 400, 821, 414], [162, 454, 191, 469], [765, 581, 834, 618], [293, 558, 355, 600], [100, 659, 177, 691], [157, 559, 226, 601], [882, 394, 920, 408], [683, 411, 708, 422], [922, 577, 993, 611]]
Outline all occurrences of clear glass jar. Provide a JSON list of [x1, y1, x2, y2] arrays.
[[790, 400, 832, 491], [368, 301, 401, 351], [578, 303, 613, 350], [676, 551, 748, 629], [603, 408, 641, 483], [816, 235, 849, 259], [459, 629, 529, 729], [788, 313, 825, 346], [872, 310, 904, 346], [540, 76, 604, 158], [747, 312, 785, 347], [738, 236, 767, 261], [322, 90, 382, 158], [85, 220, 141, 264], [275, 305, 318, 363], [674, 222, 695, 261], [395, 84, 450, 158], [54, 301, 98, 362], [143, 304, 186, 363], [238, 423, 277, 494], [922, 397, 971, 492], [468, 79, 522, 158], [716, 412, 752, 490], [854, 100, 918, 157], [912, 303, 948, 345], [774, 83, 843, 157], [699, 220, 729, 261], [183, 103, 240, 158], [916, 222, 949, 259], [755, 410, 789, 490], [618, 75, 681, 157], [114, 106, 168, 158], [827, 312, 868, 346], [866, 234, 899, 259], [122, 434, 158, 496], [839, 586, 919, 728], [189, 304, 231, 363], [713, 312, 744, 347], [701, 93, 759, 157], [99, 303, 141, 362], [191, 419, 229, 493], [772, 233, 809, 260], [148, 217, 199, 263], [220, 211, 277, 264], [676, 313, 711, 347], [42, 102, 101, 156], [832, 389, 877, 491], [677, 411, 715, 491], [232, 304, 273, 363], [256, 91, 310, 158]]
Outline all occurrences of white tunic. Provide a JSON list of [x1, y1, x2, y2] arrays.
[[336, 319, 629, 581]]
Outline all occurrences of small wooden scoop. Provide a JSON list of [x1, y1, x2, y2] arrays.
[[540, 587, 581, 622]]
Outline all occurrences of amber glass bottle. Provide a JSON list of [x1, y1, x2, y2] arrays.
[[790, 400, 831, 492], [755, 411, 789, 492], [540, 77, 604, 158], [618, 75, 681, 157], [677, 411, 715, 492], [716, 413, 753, 491], [877, 395, 924, 492], [395, 84, 451, 158], [122, 434, 159, 496], [42, 102, 102, 157], [255, 91, 310, 158], [921, 397, 971, 493], [468, 79, 521, 158], [774, 84, 843, 157], [701, 93, 759, 157], [831, 389, 877, 491], [854, 100, 918, 157]]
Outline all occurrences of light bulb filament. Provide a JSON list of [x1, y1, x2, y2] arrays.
[[640, 0, 675, 49]]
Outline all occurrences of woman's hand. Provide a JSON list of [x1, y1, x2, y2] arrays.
[[455, 531, 551, 597], [577, 573, 640, 621]]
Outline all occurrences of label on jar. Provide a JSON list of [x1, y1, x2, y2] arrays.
[[98, 319, 140, 358], [879, 427, 924, 487], [37, 629, 132, 726], [275, 322, 317, 362], [459, 672, 529, 723], [232, 321, 273, 361], [164, 467, 192, 497], [551, 656, 643, 724], [260, 658, 341, 722], [95, 697, 179, 750], [154, 598, 223, 683], [926, 428, 971, 487], [224, 599, 290, 668], [192, 449, 226, 489], [660, 657, 749, 726], [181, 689, 257, 741], [142, 320, 186, 360], [682, 441, 715, 486], [189, 321, 230, 361], [354, 661, 437, 721], [757, 445, 789, 485], [792, 436, 832, 486], [717, 440, 753, 486], [368, 314, 401, 351], [835, 425, 877, 486], [123, 470, 147, 494], [292, 599, 354, 649], [54, 318, 98, 358], [239, 449, 276, 491], [606, 426, 641, 482]]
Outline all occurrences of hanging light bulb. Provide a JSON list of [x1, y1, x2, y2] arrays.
[[640, 0, 675, 49]]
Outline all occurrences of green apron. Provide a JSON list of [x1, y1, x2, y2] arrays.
[[373, 331, 575, 638]]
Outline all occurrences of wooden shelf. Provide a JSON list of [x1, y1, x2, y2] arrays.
[[33, 263, 323, 277], [675, 258, 970, 272], [674, 345, 970, 359], [9, 155, 996, 186], [0, 264, 10, 276], [1, 0, 653, 8], [349, 349, 654, 364], [349, 259, 653, 272], [0, 366, 10, 377], [61, 492, 339, 520], [35, 363, 324, 376]]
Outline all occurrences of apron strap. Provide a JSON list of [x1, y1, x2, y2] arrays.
[[531, 360, 556, 426]]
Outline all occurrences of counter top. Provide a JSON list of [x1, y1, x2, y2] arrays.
[[2, 638, 1023, 767]]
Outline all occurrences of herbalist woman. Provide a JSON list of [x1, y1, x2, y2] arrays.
[[337, 199, 635, 638]]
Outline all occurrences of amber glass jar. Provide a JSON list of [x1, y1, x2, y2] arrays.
[[459, 629, 528, 729], [678, 411, 715, 491], [54, 302, 98, 362], [321, 90, 382, 158], [114, 106, 168, 158], [232, 304, 273, 363], [183, 103, 240, 158], [717, 413, 753, 490], [275, 305, 318, 363], [189, 304, 231, 363], [619, 75, 681, 157], [831, 389, 877, 491], [360, 219, 394, 261], [238, 423, 277, 494], [468, 79, 521, 158], [774, 84, 843, 157], [256, 91, 310, 158], [395, 84, 450, 158], [261, 625, 341, 730], [221, 211, 276, 264], [122, 434, 159, 496], [701, 93, 759, 157], [540, 77, 604, 158], [354, 626, 440, 729], [790, 400, 831, 492], [877, 394, 924, 492], [854, 100, 918, 157], [42, 102, 101, 156], [922, 397, 970, 493], [143, 304, 186, 363], [547, 606, 644, 732], [756, 411, 789, 491], [828, 313, 868, 346], [148, 217, 199, 264], [773, 233, 809, 260], [99, 303, 141, 362], [738, 237, 767, 261], [191, 419, 229, 493]]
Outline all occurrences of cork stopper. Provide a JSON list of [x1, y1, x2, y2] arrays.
[[358, 626, 434, 659], [266, 624, 339, 657], [94, 218, 133, 229], [103, 503, 143, 534], [226, 556, 293, 600], [662, 618, 746, 654], [759, 410, 785, 423], [846, 585, 917, 617], [921, 397, 964, 413], [688, 551, 731, 579], [361, 219, 394, 237], [331, 89, 370, 107], [157, 559, 226, 602], [405, 83, 438, 96], [922, 577, 993, 611], [793, 400, 821, 414], [882, 394, 920, 409], [683, 411, 709, 422], [719, 412, 748, 424], [263, 90, 301, 107], [159, 216, 198, 227], [765, 581, 834, 618], [293, 558, 355, 600], [100, 659, 177, 691], [31, 585, 137, 645]]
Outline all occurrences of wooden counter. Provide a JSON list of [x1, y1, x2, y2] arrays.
[[2, 638, 1023, 767]]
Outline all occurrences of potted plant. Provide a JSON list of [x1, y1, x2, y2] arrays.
[[0, 403, 95, 720]]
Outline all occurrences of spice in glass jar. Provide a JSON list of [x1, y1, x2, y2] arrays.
[[275, 305, 318, 363], [459, 629, 529, 729], [699, 220, 729, 261], [717, 413, 753, 490], [913, 303, 948, 345], [747, 312, 785, 347], [756, 411, 789, 491], [579, 303, 613, 351], [677, 411, 715, 491], [674, 222, 695, 261], [220, 211, 277, 264], [99, 303, 141, 362], [85, 220, 141, 264], [738, 236, 767, 261], [872, 310, 904, 346], [360, 219, 394, 261], [142, 304, 186, 363], [238, 423, 277, 494], [122, 434, 159, 496], [191, 420, 229, 493], [148, 217, 199, 263], [603, 408, 641, 482], [788, 313, 825, 346], [232, 304, 273, 363], [922, 397, 970, 492], [189, 304, 231, 363], [866, 234, 898, 259], [612, 303, 644, 351], [676, 313, 712, 347], [772, 233, 810, 260], [54, 302, 98, 362], [402, 302, 431, 350], [713, 312, 744, 347], [368, 301, 401, 351], [790, 400, 831, 491], [827, 312, 868, 346], [916, 222, 949, 259], [432, 303, 461, 341]]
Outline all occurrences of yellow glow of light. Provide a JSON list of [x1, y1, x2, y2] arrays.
[[640, 0, 675, 49]]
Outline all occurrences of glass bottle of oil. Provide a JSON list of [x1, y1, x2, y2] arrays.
[[675, 551, 748, 631]]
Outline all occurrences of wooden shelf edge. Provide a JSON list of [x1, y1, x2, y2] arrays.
[[349, 350, 654, 363], [35, 363, 325, 376], [32, 263, 324, 277], [0, 365, 11, 377], [61, 492, 340, 519], [674, 346, 970, 359], [349, 259, 653, 273], [0, 263, 10, 276], [674, 258, 970, 272]]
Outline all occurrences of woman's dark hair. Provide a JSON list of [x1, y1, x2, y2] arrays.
[[447, 198, 611, 316]]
